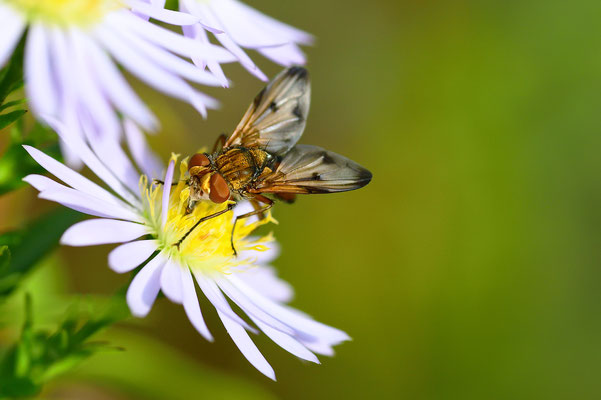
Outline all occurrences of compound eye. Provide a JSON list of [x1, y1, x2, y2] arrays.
[[188, 153, 210, 170], [209, 173, 230, 203]]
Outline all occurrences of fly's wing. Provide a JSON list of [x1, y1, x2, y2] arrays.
[[224, 67, 310, 156], [253, 145, 372, 194]]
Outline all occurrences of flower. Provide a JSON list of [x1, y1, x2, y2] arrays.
[[23, 120, 349, 380], [180, 0, 313, 82], [0, 0, 236, 146]]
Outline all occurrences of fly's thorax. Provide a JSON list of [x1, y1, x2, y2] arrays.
[[214, 147, 271, 191]]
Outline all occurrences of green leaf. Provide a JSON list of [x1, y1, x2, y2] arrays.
[[0, 37, 24, 105], [0, 98, 26, 113], [0, 124, 61, 194], [0, 208, 82, 298], [0, 294, 130, 397], [72, 329, 278, 400], [0, 109, 26, 130], [0, 246, 10, 273]]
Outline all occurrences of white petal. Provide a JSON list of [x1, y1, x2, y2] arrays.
[[116, 26, 224, 87], [0, 9, 24, 67], [235, 265, 293, 303], [61, 219, 148, 246], [25, 25, 58, 117], [39, 186, 143, 221], [181, 266, 213, 341], [23, 174, 63, 192], [160, 160, 175, 229], [126, 0, 200, 25], [44, 117, 142, 207], [123, 119, 164, 180], [193, 271, 256, 332], [227, 275, 350, 343], [215, 0, 313, 46], [126, 253, 166, 317], [107, 11, 236, 62], [181, 22, 228, 87], [250, 316, 319, 363], [259, 43, 306, 67], [22, 145, 122, 207], [160, 258, 184, 304], [80, 118, 141, 194], [216, 277, 295, 335], [95, 26, 217, 113], [83, 35, 158, 132], [191, 3, 266, 81], [236, 240, 280, 265], [109, 239, 158, 273], [217, 310, 275, 380]]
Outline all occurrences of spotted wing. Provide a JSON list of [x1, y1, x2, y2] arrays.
[[253, 145, 372, 194], [225, 67, 310, 156]]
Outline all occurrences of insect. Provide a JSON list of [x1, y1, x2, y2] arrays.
[[176, 66, 372, 254]]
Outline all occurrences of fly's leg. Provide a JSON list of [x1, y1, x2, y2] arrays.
[[153, 179, 181, 186], [231, 195, 273, 256], [213, 133, 228, 153], [175, 203, 234, 249]]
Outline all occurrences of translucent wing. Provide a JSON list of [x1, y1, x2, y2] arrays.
[[252, 145, 372, 194], [225, 67, 310, 156]]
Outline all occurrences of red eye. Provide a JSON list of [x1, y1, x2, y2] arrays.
[[209, 173, 230, 203], [188, 153, 210, 170]]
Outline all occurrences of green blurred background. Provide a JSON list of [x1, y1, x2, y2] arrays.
[[3, 0, 601, 398]]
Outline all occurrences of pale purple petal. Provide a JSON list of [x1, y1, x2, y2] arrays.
[[23, 174, 64, 192], [115, 25, 224, 87], [259, 44, 306, 67], [126, 0, 200, 25], [95, 26, 219, 115], [217, 310, 275, 380], [160, 258, 184, 304], [127, 253, 167, 317], [83, 36, 158, 132], [79, 117, 141, 194], [160, 160, 175, 229], [22, 145, 122, 207], [181, 22, 228, 87], [0, 7, 24, 67], [106, 11, 236, 62], [61, 29, 121, 143], [39, 186, 143, 221], [61, 219, 149, 246], [109, 239, 158, 273], [249, 316, 319, 363], [190, 2, 267, 81], [226, 275, 350, 343], [123, 119, 164, 180], [214, 0, 313, 46], [181, 266, 213, 341], [235, 265, 293, 303], [193, 271, 256, 332], [25, 25, 58, 117], [24, 174, 131, 218], [216, 277, 295, 335], [44, 117, 142, 207]]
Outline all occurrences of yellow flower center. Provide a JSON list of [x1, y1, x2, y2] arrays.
[[5, 0, 124, 27], [141, 157, 276, 273]]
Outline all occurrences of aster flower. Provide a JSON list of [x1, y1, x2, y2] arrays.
[[0, 0, 237, 147], [180, 0, 313, 82], [23, 120, 349, 380]]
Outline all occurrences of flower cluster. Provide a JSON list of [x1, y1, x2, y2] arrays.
[[3, 0, 350, 380], [24, 119, 349, 379], [0, 0, 311, 163]]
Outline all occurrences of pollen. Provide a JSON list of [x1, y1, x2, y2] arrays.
[[5, 0, 123, 27], [143, 157, 276, 273]]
